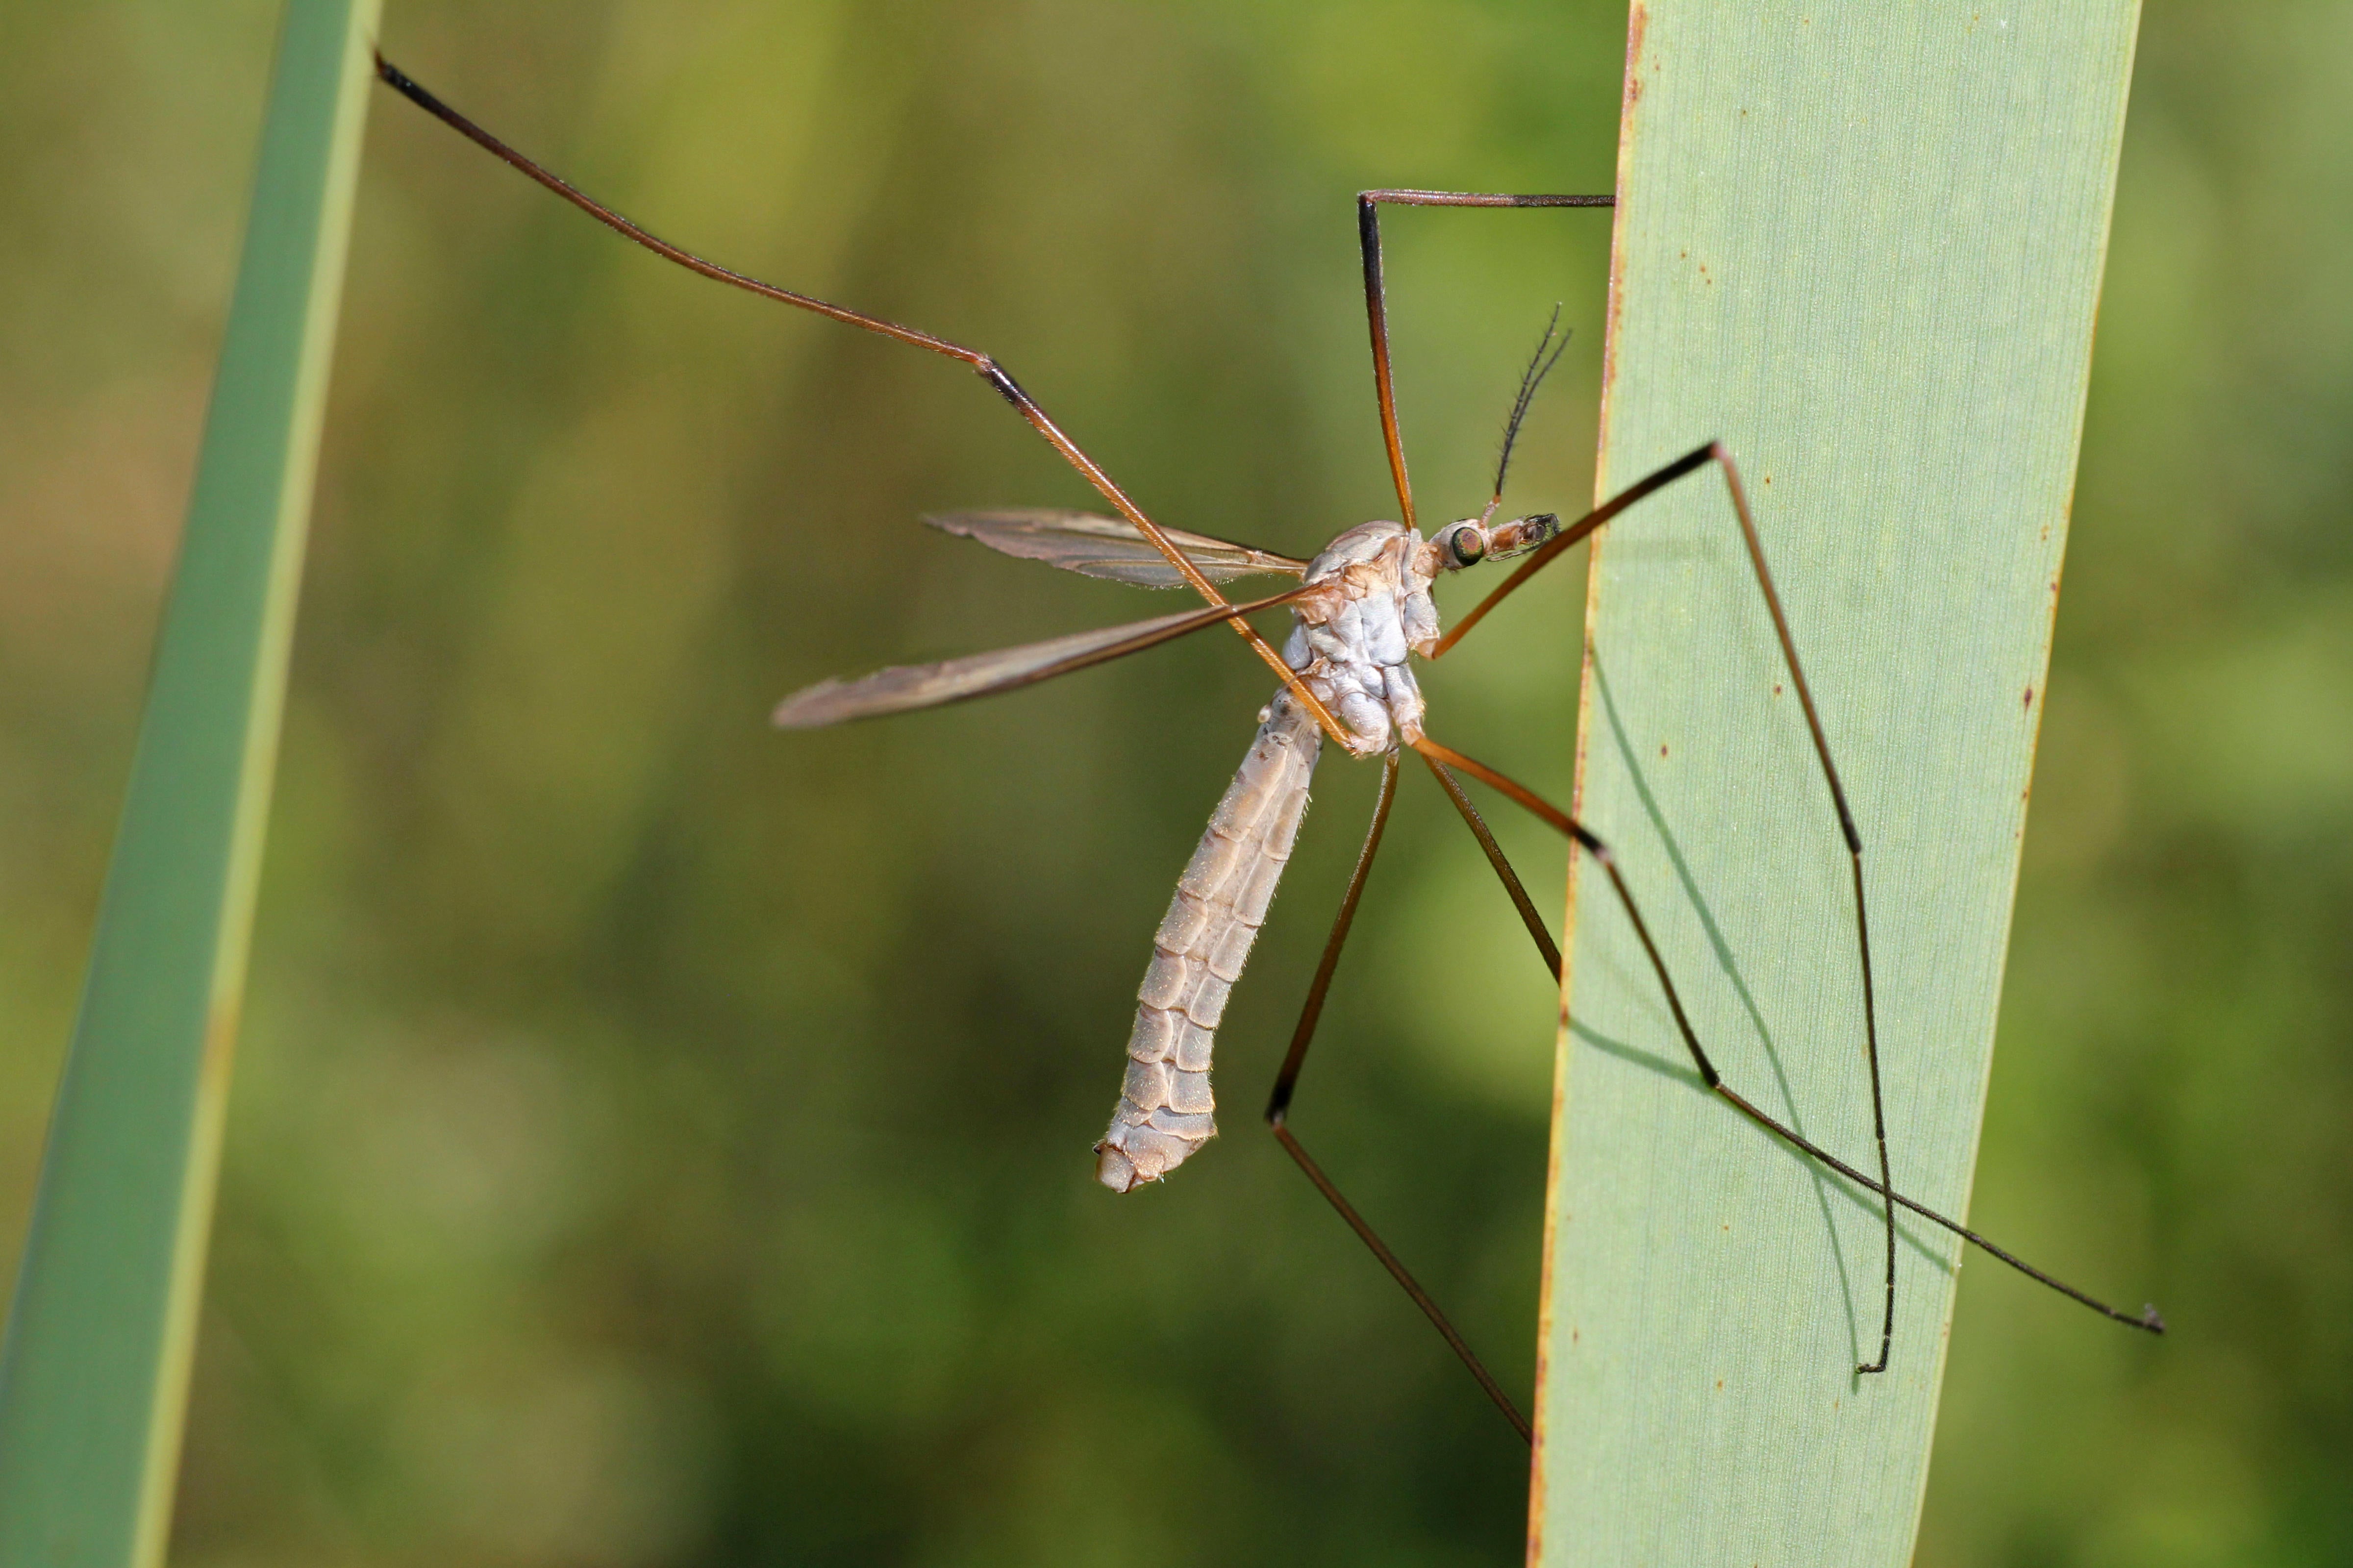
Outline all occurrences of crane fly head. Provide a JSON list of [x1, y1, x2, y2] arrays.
[[1428, 512, 1560, 572]]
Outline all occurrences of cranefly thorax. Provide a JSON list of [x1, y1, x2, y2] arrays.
[[1282, 521, 1444, 757]]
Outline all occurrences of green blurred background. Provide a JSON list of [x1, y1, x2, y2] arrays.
[[1, 2, 2345, 1563]]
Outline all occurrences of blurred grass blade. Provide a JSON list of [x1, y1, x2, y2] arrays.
[[1532, 5, 2141, 1563], [0, 1, 380, 1562]]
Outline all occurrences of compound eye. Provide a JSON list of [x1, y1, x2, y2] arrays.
[[1443, 524, 1488, 569]]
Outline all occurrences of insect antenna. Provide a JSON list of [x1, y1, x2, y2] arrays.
[[1484, 306, 1571, 521]]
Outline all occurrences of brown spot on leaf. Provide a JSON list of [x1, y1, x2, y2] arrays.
[[1623, 3, 1649, 107], [2024, 685, 2035, 710]]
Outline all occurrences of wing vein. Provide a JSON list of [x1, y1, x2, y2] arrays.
[[773, 587, 1309, 728], [925, 509, 1307, 587]]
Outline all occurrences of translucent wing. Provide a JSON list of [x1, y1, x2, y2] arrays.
[[772, 589, 1305, 729], [924, 509, 1307, 588]]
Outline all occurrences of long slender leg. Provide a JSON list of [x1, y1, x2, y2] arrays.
[[1407, 734, 2163, 1337], [1263, 756, 1535, 1444], [1419, 753, 1560, 978], [1356, 191, 1613, 529], [1265, 753, 1400, 1125], [373, 55, 1347, 746], [1429, 441, 1901, 1372]]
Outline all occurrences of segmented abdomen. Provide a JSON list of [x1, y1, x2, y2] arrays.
[[1095, 689, 1322, 1191]]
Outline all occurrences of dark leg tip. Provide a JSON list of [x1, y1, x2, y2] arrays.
[[2142, 1304, 2168, 1335]]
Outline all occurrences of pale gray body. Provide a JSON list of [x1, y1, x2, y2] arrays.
[[1095, 522, 1449, 1191], [773, 506, 1505, 1194]]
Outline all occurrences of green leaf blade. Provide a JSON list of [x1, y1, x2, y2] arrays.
[[0, 3, 380, 1563], [1534, 6, 2142, 1563]]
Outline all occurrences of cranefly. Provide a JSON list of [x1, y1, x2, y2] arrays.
[[375, 55, 2163, 1444]]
